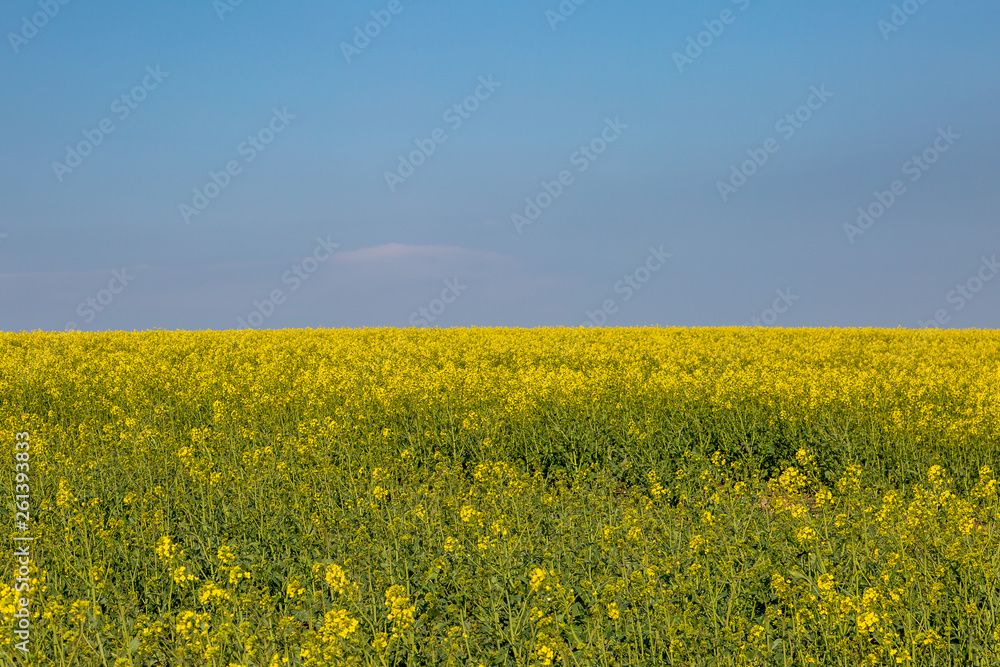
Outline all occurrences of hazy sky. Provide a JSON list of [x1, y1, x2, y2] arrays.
[[2, 0, 998, 332]]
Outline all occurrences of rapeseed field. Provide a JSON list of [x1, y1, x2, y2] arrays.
[[1, 327, 998, 665]]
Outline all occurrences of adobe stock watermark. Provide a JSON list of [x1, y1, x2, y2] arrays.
[[580, 245, 672, 327], [408, 278, 468, 327], [341, 0, 413, 64], [51, 65, 170, 183], [12, 430, 33, 655], [512, 116, 628, 234], [7, 0, 72, 55], [742, 288, 799, 327], [673, 0, 753, 73], [545, 0, 588, 31], [64, 267, 137, 331], [917, 255, 999, 328], [878, 0, 932, 41], [384, 75, 501, 193], [213, 0, 248, 21], [843, 126, 959, 244], [179, 107, 295, 224], [236, 236, 339, 329], [716, 85, 833, 202]]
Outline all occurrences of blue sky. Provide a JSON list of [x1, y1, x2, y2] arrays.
[[1, 0, 998, 331]]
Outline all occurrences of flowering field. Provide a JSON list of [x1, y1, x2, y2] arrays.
[[1, 327, 998, 666]]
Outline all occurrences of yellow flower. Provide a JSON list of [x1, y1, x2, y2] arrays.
[[529, 567, 547, 592], [0, 584, 17, 617], [227, 565, 251, 586], [55, 479, 77, 508], [771, 573, 791, 598], [533, 631, 558, 665], [647, 470, 666, 499], [175, 610, 211, 638], [385, 585, 415, 634], [216, 545, 236, 566], [796, 526, 817, 544], [795, 448, 816, 468], [154, 535, 180, 563], [916, 628, 942, 646], [857, 611, 880, 633], [171, 566, 198, 585], [927, 465, 945, 486], [198, 581, 231, 605], [286, 577, 305, 598], [320, 608, 359, 641], [325, 564, 349, 595]]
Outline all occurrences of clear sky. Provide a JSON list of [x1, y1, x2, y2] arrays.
[[2, 0, 998, 331]]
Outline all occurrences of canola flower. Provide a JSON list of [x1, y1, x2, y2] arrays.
[[0, 327, 998, 665]]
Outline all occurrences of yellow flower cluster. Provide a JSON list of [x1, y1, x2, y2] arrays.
[[199, 581, 232, 605], [529, 567, 547, 592], [324, 563, 349, 595], [384, 584, 415, 637], [154, 535, 180, 562], [320, 608, 358, 641]]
